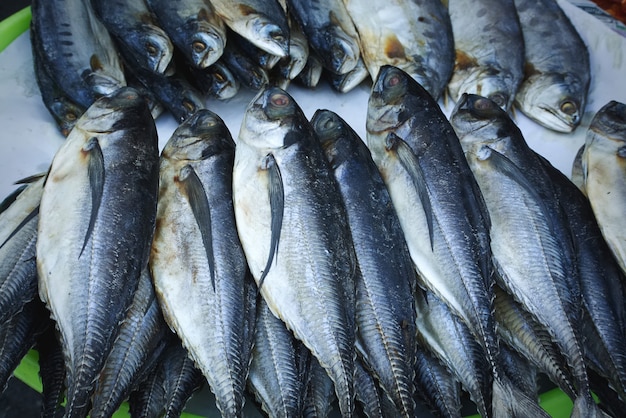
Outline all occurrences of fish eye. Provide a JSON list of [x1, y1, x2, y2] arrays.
[[192, 41, 207, 53], [214, 72, 225, 82], [270, 92, 290, 107], [65, 111, 78, 121], [182, 99, 196, 112], [385, 73, 402, 89], [146, 42, 158, 57], [474, 97, 494, 111], [560, 100, 578, 115]]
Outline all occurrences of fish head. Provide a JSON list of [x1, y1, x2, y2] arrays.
[[515, 72, 588, 133], [319, 26, 360, 75], [246, 15, 289, 58], [162, 109, 234, 161], [449, 67, 516, 111], [207, 63, 240, 99], [312, 109, 365, 170], [74, 87, 152, 134], [127, 25, 174, 74], [186, 21, 226, 69], [282, 31, 309, 80], [451, 93, 518, 153], [241, 86, 309, 150], [49, 98, 85, 137], [588, 101, 626, 144]]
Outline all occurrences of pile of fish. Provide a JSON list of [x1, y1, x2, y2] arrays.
[[1, 61, 626, 418], [29, 0, 590, 137]]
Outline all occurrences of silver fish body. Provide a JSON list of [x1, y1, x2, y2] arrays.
[[150, 109, 255, 418], [313, 109, 418, 418], [147, 0, 226, 68], [447, 0, 524, 110], [414, 347, 462, 418], [303, 357, 336, 418], [0, 177, 44, 326], [450, 93, 603, 417], [581, 101, 626, 276], [91, 0, 174, 74], [30, 0, 126, 109], [37, 87, 160, 418], [233, 86, 357, 417], [344, 0, 454, 99], [209, 0, 290, 57], [513, 0, 590, 132]]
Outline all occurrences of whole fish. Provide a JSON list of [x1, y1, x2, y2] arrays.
[[288, 0, 360, 75], [450, 93, 605, 417], [247, 297, 310, 418], [150, 109, 256, 417], [31, 40, 85, 136], [233, 86, 357, 417], [447, 0, 524, 111], [90, 269, 168, 418], [513, 0, 590, 132], [366, 66, 549, 417], [146, 0, 226, 69], [91, 0, 174, 74], [208, 0, 290, 57], [313, 109, 418, 418], [30, 0, 126, 109], [344, 0, 454, 99], [581, 101, 626, 275], [0, 176, 44, 326], [37, 87, 160, 418]]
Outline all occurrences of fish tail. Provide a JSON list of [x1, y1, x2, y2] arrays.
[[491, 376, 550, 418], [571, 394, 611, 418]]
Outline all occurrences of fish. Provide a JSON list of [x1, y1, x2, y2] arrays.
[[90, 268, 169, 418], [312, 108, 418, 418], [287, 0, 360, 75], [184, 59, 240, 100], [326, 57, 369, 93], [0, 176, 44, 326], [344, 0, 454, 99], [303, 357, 336, 418], [294, 53, 323, 88], [414, 346, 462, 418], [91, 0, 174, 74], [159, 340, 205, 418], [447, 0, 524, 110], [30, 0, 126, 109], [513, 0, 590, 132], [209, 0, 290, 57], [221, 38, 270, 90], [146, 0, 226, 68], [231, 29, 283, 70], [31, 39, 85, 136], [233, 86, 357, 417], [581, 100, 626, 275], [150, 109, 256, 417], [35, 325, 66, 418], [274, 10, 309, 81], [36, 87, 160, 418], [247, 297, 310, 418], [450, 93, 606, 417]]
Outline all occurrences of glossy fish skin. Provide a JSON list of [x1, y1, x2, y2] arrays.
[[147, 0, 226, 69], [450, 93, 602, 417], [313, 109, 417, 418], [36, 325, 67, 418], [414, 347, 462, 418], [91, 0, 173, 74], [37, 87, 160, 418], [209, 0, 290, 57], [415, 289, 492, 418], [90, 269, 168, 418], [30, 0, 126, 109], [222, 38, 270, 91], [0, 177, 44, 326], [185, 60, 240, 100], [513, 0, 590, 132], [150, 109, 255, 417], [582, 101, 626, 275], [303, 357, 335, 418], [160, 340, 205, 418], [288, 0, 360, 75], [448, 0, 524, 111], [344, 0, 454, 99], [233, 86, 357, 417], [295, 53, 323, 88], [248, 297, 310, 418]]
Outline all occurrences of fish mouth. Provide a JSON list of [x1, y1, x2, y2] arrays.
[[249, 19, 289, 58], [326, 30, 360, 75], [140, 26, 174, 74], [535, 104, 579, 133], [189, 29, 226, 69]]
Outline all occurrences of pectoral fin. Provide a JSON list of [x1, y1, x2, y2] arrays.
[[179, 164, 216, 291], [80, 137, 104, 257], [258, 154, 283, 290], [387, 132, 434, 250]]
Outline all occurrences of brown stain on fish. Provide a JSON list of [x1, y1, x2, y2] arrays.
[[385, 35, 406, 60]]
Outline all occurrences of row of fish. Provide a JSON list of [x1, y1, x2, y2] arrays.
[[1, 65, 624, 418], [29, 0, 590, 139]]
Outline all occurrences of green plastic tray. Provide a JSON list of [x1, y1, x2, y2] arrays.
[[0, 7, 577, 418]]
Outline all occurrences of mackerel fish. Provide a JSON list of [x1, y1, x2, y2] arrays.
[[30, 0, 126, 109], [37, 87, 160, 418], [150, 109, 256, 417], [448, 0, 524, 111], [312, 109, 418, 418], [344, 0, 454, 100], [513, 0, 590, 132], [414, 345, 462, 418], [450, 93, 606, 417], [233, 86, 357, 417], [147, 0, 226, 68]]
